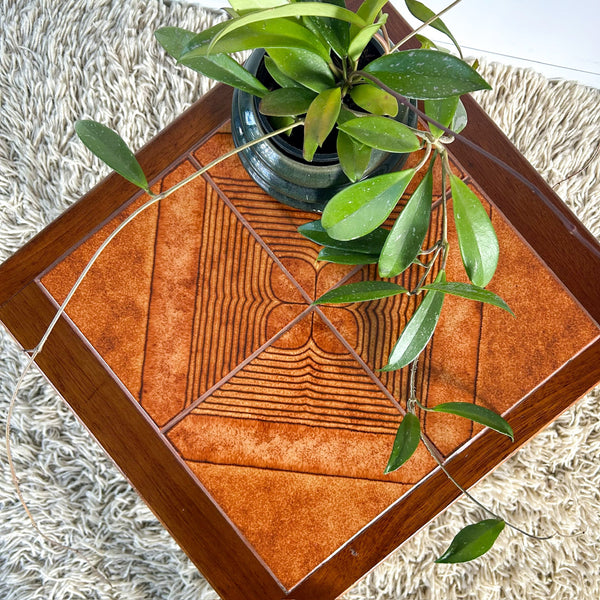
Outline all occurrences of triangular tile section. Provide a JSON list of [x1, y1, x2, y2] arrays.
[[168, 311, 437, 588], [42, 160, 308, 427], [193, 124, 357, 300]]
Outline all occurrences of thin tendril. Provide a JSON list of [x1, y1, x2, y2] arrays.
[[420, 434, 553, 540]]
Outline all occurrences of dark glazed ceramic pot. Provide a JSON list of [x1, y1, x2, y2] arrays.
[[231, 46, 418, 213]]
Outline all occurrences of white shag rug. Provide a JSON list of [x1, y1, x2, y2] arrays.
[[1, 1, 599, 599]]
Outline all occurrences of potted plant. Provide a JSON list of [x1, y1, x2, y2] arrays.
[[7, 0, 554, 567]]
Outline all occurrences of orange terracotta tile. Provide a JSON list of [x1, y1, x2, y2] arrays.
[[168, 311, 437, 588]]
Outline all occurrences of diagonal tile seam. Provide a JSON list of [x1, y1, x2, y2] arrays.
[[314, 299, 446, 461], [159, 303, 316, 435], [158, 432, 289, 593], [188, 154, 317, 305]]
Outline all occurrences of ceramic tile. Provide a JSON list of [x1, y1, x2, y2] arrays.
[[168, 311, 437, 588]]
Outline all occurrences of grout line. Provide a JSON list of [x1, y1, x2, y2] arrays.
[[160, 304, 316, 434]]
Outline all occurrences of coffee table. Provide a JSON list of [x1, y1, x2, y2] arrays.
[[1, 6, 600, 599]]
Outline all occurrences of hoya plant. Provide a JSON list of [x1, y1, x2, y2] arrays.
[[10, 0, 552, 565]]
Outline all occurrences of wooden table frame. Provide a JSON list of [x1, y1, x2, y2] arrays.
[[1, 4, 600, 599]]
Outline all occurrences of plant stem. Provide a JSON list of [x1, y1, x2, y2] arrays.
[[390, 0, 464, 52], [420, 433, 553, 540], [440, 149, 450, 270]]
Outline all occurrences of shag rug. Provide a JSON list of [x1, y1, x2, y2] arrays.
[[1, 1, 599, 598]]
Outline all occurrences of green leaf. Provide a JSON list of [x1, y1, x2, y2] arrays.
[[414, 33, 438, 50], [348, 22, 382, 62], [155, 27, 197, 60], [450, 175, 499, 287], [424, 95, 459, 139], [267, 48, 336, 92], [339, 116, 421, 153], [431, 402, 514, 440], [269, 115, 296, 134], [356, 0, 389, 26], [363, 50, 491, 100], [385, 413, 421, 473], [404, 0, 463, 57], [182, 19, 329, 61], [209, 3, 366, 53], [421, 281, 513, 315], [452, 99, 468, 134], [264, 56, 306, 89], [259, 88, 317, 116], [349, 83, 398, 116], [75, 120, 148, 190], [304, 87, 342, 161], [298, 220, 389, 254], [180, 53, 268, 97], [317, 248, 379, 264], [382, 270, 445, 371], [299, 0, 350, 58], [378, 167, 433, 278], [337, 131, 373, 182], [436, 520, 505, 563], [314, 281, 408, 304], [322, 169, 415, 241]]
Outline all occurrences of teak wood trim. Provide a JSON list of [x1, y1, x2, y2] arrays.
[[0, 282, 284, 600], [0, 84, 233, 308]]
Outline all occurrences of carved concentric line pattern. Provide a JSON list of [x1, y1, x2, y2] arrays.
[[168, 311, 438, 588]]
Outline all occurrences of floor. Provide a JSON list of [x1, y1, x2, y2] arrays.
[[187, 0, 600, 89]]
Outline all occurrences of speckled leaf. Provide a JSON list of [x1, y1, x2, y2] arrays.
[[259, 88, 316, 116], [182, 19, 329, 61], [431, 402, 514, 440], [264, 56, 305, 89], [349, 83, 398, 116], [75, 120, 148, 190], [298, 220, 389, 254], [424, 95, 459, 139], [452, 99, 468, 133], [421, 281, 513, 315], [348, 22, 382, 62], [363, 50, 491, 99], [209, 3, 366, 53], [382, 270, 445, 371], [339, 116, 421, 153], [304, 87, 342, 161], [436, 520, 505, 563], [317, 248, 379, 264], [299, 0, 350, 58], [267, 48, 336, 92], [384, 413, 421, 473], [314, 281, 408, 304], [356, 0, 389, 26], [451, 175, 499, 287], [155, 27, 197, 60], [378, 167, 433, 277], [336, 130, 373, 182], [322, 169, 415, 240]]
